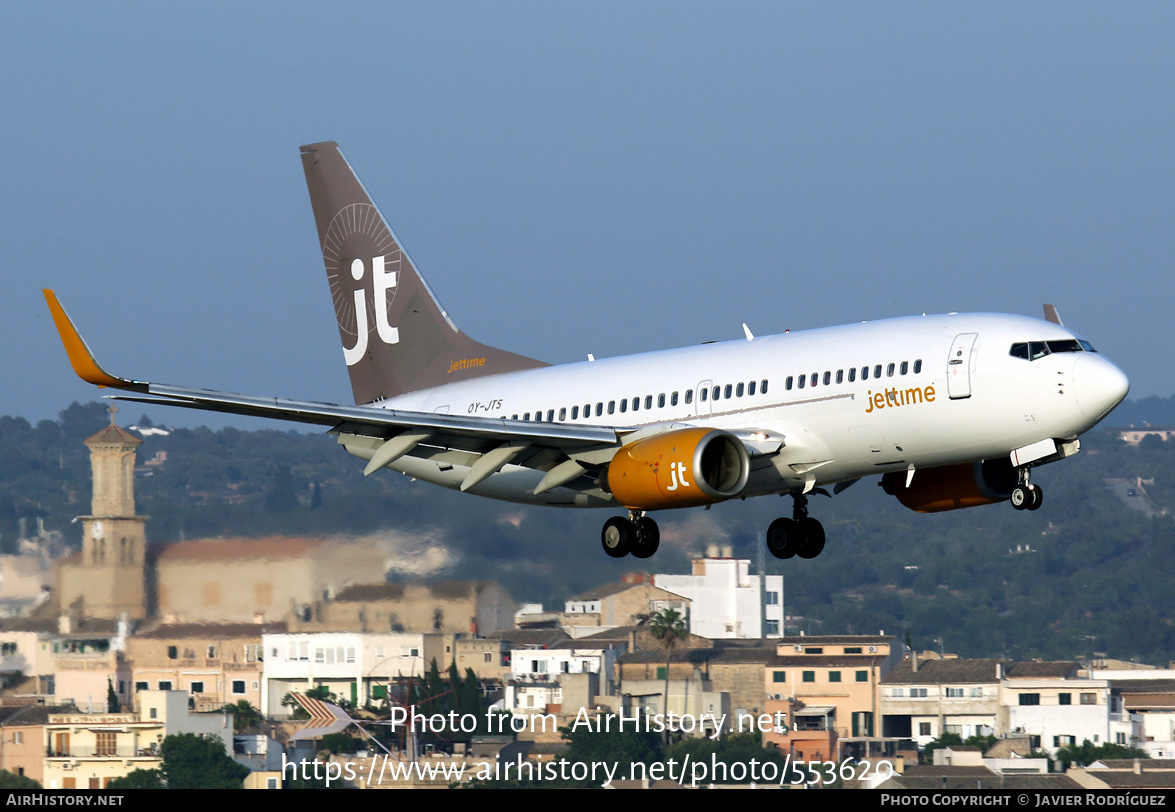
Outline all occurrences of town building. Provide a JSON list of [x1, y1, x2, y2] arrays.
[[655, 551, 783, 639]]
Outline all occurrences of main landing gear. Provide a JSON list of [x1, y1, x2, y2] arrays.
[[766, 491, 826, 560], [1010, 468, 1044, 511], [601, 511, 660, 559]]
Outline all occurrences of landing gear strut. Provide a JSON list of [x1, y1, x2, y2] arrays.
[[601, 511, 660, 559], [1010, 468, 1044, 511], [766, 491, 826, 560]]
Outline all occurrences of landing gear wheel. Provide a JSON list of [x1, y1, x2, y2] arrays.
[[767, 518, 798, 559], [1011, 486, 1030, 510], [601, 517, 634, 558], [631, 517, 660, 559], [1027, 485, 1043, 511], [797, 517, 826, 559]]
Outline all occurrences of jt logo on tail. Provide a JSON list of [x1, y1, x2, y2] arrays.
[[343, 254, 400, 366]]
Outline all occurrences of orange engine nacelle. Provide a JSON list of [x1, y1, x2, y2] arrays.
[[882, 459, 1016, 513], [605, 427, 750, 511]]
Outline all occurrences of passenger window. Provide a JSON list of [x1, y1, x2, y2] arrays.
[[810, 373, 817, 388], [571, 406, 578, 420], [900, 361, 908, 375], [874, 364, 882, 378], [861, 366, 869, 380], [736, 383, 744, 397], [749, 381, 757, 396], [671, 392, 679, 406], [823, 371, 831, 386], [724, 384, 732, 399], [685, 390, 693, 404], [914, 359, 922, 373], [512, 414, 518, 420], [887, 363, 895, 377], [836, 370, 843, 384], [761, 379, 768, 394], [849, 368, 856, 382], [798, 376, 806, 389], [534, 412, 541, 422], [608, 401, 615, 414], [699, 389, 707, 402], [620, 399, 627, 413], [645, 395, 653, 410], [658, 394, 666, 408], [786, 376, 793, 390], [547, 410, 554, 422], [633, 397, 640, 412], [558, 408, 566, 421], [713, 386, 720, 401], [595, 403, 603, 417]]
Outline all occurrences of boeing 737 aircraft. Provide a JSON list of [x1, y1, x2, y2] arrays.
[[44, 142, 1130, 561]]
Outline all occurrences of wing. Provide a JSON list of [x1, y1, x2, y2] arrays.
[[44, 290, 621, 494]]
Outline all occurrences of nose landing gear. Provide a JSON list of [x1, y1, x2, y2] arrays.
[[766, 491, 826, 560], [1010, 468, 1044, 511]]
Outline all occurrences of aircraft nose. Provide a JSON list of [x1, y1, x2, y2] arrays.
[[1072, 355, 1130, 422]]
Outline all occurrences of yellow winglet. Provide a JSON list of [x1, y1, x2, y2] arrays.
[[43, 290, 134, 388]]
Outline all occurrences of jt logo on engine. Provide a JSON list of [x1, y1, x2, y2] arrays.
[[666, 461, 690, 491], [343, 255, 400, 366]]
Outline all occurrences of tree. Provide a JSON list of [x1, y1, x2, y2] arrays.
[[107, 769, 164, 789], [106, 678, 120, 713], [222, 699, 263, 732], [160, 733, 249, 789], [648, 608, 687, 720], [0, 770, 41, 789]]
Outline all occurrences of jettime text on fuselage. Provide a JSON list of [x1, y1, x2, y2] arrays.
[[864, 384, 936, 414]]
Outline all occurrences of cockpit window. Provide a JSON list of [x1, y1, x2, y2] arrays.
[[1010, 339, 1096, 360]]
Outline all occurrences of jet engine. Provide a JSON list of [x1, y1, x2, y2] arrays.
[[604, 427, 750, 510], [881, 459, 1016, 513]]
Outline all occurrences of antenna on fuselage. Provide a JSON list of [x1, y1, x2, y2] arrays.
[[1043, 304, 1064, 326]]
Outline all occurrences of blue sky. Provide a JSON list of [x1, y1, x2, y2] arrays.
[[3, 2, 1172, 427]]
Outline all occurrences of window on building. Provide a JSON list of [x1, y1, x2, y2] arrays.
[[829, 671, 842, 683], [190, 681, 204, 694], [844, 647, 862, 654], [135, 681, 148, 692], [765, 620, 779, 635], [911, 688, 928, 697], [919, 723, 931, 736], [802, 671, 815, 683], [95, 731, 117, 757], [765, 592, 779, 605], [856, 671, 868, 682], [946, 688, 964, 698], [158, 681, 172, 691], [232, 680, 246, 694], [772, 671, 786, 684], [1081, 693, 1097, 705], [805, 647, 823, 654], [167, 645, 177, 660], [1019, 693, 1040, 706], [1059, 693, 1072, 705]]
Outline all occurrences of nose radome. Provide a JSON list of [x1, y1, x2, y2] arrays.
[[1073, 355, 1130, 421]]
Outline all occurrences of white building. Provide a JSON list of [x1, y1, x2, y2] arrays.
[[1000, 663, 1135, 753], [504, 642, 623, 715], [1091, 668, 1175, 758], [261, 631, 445, 717], [654, 551, 782, 639]]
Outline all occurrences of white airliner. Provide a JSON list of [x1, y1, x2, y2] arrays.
[[44, 142, 1130, 561]]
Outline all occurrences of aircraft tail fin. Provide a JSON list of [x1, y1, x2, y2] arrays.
[[299, 142, 547, 404]]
